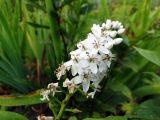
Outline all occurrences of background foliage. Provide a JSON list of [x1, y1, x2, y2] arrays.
[[0, 0, 160, 119]]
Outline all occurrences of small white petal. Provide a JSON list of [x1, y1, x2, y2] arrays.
[[105, 42, 113, 49], [107, 61, 111, 68], [90, 63, 97, 74], [82, 80, 90, 93], [71, 65, 78, 76], [114, 38, 123, 45], [98, 62, 106, 72], [88, 49, 98, 55], [72, 76, 82, 84], [70, 49, 81, 56], [92, 79, 101, 87], [64, 61, 72, 67], [53, 83, 58, 87], [63, 79, 70, 87], [87, 91, 96, 98], [77, 68, 83, 75], [79, 60, 89, 68], [47, 83, 58, 89], [91, 24, 101, 38], [99, 46, 109, 54]]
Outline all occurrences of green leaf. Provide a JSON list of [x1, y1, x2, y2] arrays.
[[0, 111, 28, 120], [84, 116, 127, 120], [97, 101, 116, 113], [69, 116, 78, 120], [131, 98, 160, 120], [45, 0, 63, 64], [134, 47, 160, 67], [133, 84, 160, 97], [98, 0, 110, 20], [109, 82, 132, 100], [26, 22, 49, 29], [0, 2, 34, 92], [0, 90, 46, 106]]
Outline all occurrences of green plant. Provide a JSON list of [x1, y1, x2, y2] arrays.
[[0, 0, 160, 120]]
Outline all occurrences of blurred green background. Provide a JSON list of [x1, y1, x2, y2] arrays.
[[0, 0, 160, 119]]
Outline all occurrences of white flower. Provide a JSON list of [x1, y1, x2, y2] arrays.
[[87, 33, 110, 55], [71, 71, 92, 93], [53, 19, 125, 97], [97, 53, 112, 72], [91, 24, 101, 38], [40, 89, 50, 101], [86, 53, 98, 74], [40, 83, 59, 101], [47, 82, 59, 96], [63, 78, 77, 93], [55, 64, 66, 80], [67, 55, 88, 76]]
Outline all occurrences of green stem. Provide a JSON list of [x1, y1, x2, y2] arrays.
[[56, 93, 73, 120], [53, 96, 62, 105], [49, 102, 57, 118]]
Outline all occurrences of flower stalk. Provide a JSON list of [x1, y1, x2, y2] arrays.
[[49, 102, 57, 118], [56, 93, 73, 120]]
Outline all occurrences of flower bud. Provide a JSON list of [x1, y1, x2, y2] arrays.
[[114, 38, 123, 45], [118, 28, 125, 34], [110, 31, 117, 37]]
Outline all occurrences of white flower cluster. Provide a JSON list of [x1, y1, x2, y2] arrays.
[[41, 19, 125, 100]]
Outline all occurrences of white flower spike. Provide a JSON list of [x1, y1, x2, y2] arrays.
[[54, 19, 125, 98]]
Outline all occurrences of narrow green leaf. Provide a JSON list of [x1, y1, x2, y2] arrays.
[[133, 85, 160, 97], [0, 9, 14, 41], [134, 47, 160, 67], [27, 22, 49, 29], [0, 111, 28, 120], [45, 0, 63, 64], [0, 90, 46, 106], [98, 0, 110, 20]]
